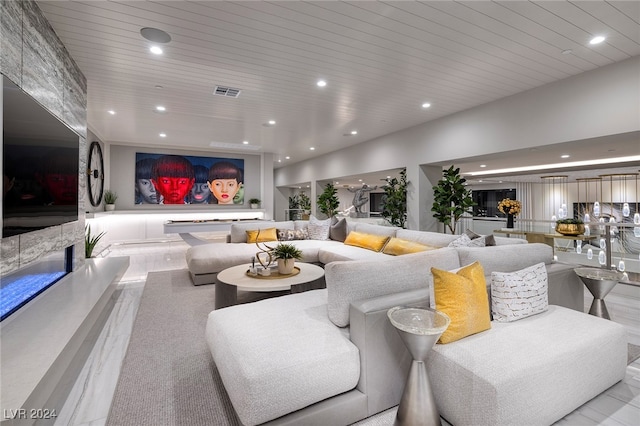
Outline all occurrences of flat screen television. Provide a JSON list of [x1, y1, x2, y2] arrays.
[[2, 76, 79, 238]]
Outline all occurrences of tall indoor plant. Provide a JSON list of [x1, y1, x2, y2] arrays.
[[380, 168, 408, 228], [431, 165, 475, 234], [317, 183, 339, 218]]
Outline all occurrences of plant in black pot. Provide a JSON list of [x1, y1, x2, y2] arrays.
[[555, 218, 585, 236], [271, 243, 303, 275]]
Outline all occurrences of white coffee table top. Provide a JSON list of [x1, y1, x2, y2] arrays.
[[217, 263, 325, 292]]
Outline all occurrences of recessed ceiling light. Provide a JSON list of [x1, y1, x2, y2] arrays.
[[589, 35, 606, 45], [140, 27, 172, 43], [561, 154, 570, 159], [358, 179, 362, 182], [155, 85, 163, 89], [268, 120, 276, 125], [480, 164, 486, 168], [386, 176, 391, 179], [149, 46, 163, 55], [242, 141, 249, 145], [351, 130, 358, 135], [159, 133, 166, 137], [277, 159, 281, 163], [317, 80, 327, 87], [108, 110, 115, 115], [422, 102, 431, 109], [335, 181, 339, 185], [310, 147, 315, 150], [285, 156, 290, 160], [561, 49, 573, 55], [155, 105, 166, 112]]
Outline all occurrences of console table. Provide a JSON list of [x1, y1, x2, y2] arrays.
[[493, 229, 597, 253]]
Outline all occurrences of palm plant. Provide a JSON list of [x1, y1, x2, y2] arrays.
[[271, 243, 303, 260]]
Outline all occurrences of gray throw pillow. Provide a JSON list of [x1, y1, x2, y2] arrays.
[[464, 228, 496, 246], [330, 218, 347, 242]]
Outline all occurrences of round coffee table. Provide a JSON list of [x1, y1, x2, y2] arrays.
[[215, 263, 325, 309], [388, 306, 450, 426]]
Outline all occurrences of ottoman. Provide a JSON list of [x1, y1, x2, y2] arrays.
[[426, 305, 627, 426]]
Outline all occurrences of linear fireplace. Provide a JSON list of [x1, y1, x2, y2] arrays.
[[0, 246, 74, 321]]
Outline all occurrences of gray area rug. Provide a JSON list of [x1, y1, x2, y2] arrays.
[[106, 269, 266, 426], [107, 269, 639, 426]]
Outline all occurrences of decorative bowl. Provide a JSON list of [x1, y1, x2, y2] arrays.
[[555, 223, 585, 236]]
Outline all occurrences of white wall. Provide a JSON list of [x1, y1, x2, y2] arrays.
[[275, 57, 640, 231]]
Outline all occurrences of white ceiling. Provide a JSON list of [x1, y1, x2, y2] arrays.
[[37, 1, 640, 185]]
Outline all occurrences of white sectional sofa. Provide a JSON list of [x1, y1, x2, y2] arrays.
[[187, 220, 525, 284], [203, 222, 625, 425]]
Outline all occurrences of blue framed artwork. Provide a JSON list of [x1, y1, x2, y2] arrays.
[[135, 152, 244, 205]]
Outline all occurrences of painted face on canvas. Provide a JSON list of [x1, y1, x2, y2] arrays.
[[190, 182, 211, 204], [136, 179, 158, 204], [152, 176, 194, 204], [208, 178, 239, 204]]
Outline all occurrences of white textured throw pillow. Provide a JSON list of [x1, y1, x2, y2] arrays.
[[308, 215, 331, 240], [448, 233, 486, 248], [491, 262, 548, 322]]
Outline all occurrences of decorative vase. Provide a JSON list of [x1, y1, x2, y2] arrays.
[[105, 204, 115, 211], [506, 214, 514, 229], [277, 258, 295, 275]]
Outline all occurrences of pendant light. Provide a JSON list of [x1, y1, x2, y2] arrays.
[[634, 171, 640, 225]]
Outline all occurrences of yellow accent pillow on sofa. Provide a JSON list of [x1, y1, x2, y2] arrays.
[[246, 228, 278, 243], [431, 261, 491, 344], [382, 237, 435, 256], [344, 231, 390, 252]]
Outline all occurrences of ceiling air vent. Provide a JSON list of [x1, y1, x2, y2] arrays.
[[214, 86, 241, 98]]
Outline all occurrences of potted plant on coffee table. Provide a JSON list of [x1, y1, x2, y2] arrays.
[[271, 243, 303, 275]]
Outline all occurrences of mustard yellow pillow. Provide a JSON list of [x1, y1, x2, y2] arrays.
[[382, 237, 435, 256], [344, 231, 390, 252], [246, 228, 278, 243], [431, 261, 491, 344]]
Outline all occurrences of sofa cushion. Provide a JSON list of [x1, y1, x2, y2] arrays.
[[382, 237, 435, 256], [344, 231, 390, 252], [353, 222, 398, 238], [308, 215, 331, 240], [318, 243, 390, 263], [330, 217, 348, 242], [426, 305, 627, 426], [325, 248, 461, 327], [230, 221, 293, 243], [186, 243, 260, 274], [448, 233, 486, 248], [491, 262, 548, 322], [246, 227, 277, 243], [431, 261, 491, 344], [277, 228, 308, 241], [456, 243, 553, 276], [205, 290, 360, 426], [464, 228, 496, 246], [395, 229, 459, 247]]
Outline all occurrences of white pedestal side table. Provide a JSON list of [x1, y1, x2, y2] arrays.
[[574, 267, 625, 320], [387, 306, 450, 426]]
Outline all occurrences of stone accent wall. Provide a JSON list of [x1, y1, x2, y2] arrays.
[[0, 0, 87, 274]]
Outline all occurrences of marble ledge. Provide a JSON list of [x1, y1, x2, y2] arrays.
[[0, 256, 129, 420]]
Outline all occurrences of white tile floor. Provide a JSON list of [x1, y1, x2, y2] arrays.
[[56, 241, 640, 426]]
